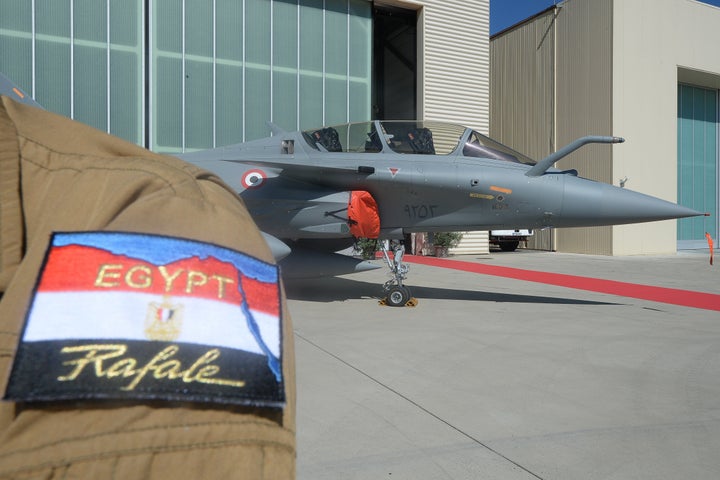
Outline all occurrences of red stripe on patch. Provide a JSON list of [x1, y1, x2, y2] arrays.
[[39, 245, 252, 305], [242, 276, 280, 317]]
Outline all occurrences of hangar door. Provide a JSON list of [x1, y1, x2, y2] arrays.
[[677, 84, 719, 249], [373, 5, 417, 120]]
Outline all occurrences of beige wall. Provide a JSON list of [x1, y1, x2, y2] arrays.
[[491, 0, 720, 255], [612, 0, 720, 254]]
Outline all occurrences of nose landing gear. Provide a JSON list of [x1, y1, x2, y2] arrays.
[[379, 241, 417, 307]]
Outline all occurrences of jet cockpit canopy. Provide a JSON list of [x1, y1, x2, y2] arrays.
[[301, 120, 535, 165]]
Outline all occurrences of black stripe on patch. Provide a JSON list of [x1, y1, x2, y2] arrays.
[[5, 339, 285, 407]]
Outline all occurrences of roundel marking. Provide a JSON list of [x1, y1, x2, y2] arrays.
[[242, 169, 267, 189]]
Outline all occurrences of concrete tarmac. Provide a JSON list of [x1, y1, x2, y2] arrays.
[[286, 249, 720, 480]]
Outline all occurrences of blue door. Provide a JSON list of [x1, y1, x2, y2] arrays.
[[677, 84, 718, 249]]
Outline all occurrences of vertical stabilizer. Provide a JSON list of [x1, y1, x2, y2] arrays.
[[0, 73, 44, 109]]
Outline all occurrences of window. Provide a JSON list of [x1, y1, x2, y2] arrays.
[[151, 0, 372, 153]]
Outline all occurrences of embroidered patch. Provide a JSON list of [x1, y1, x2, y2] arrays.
[[4, 232, 284, 408]]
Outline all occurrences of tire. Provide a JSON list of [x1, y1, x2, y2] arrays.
[[386, 285, 410, 307], [499, 241, 519, 252]]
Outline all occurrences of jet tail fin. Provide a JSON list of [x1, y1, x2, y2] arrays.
[[267, 121, 286, 136], [0, 73, 44, 109]]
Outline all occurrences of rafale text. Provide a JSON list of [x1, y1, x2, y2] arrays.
[[58, 344, 246, 391]]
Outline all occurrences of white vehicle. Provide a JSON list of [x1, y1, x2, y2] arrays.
[[489, 229, 533, 252]]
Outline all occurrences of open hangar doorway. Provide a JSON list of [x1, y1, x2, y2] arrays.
[[372, 4, 417, 120]]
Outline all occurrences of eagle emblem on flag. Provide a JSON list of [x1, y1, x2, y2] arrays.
[[145, 296, 184, 341]]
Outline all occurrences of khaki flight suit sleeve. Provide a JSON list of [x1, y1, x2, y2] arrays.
[[0, 97, 295, 479]]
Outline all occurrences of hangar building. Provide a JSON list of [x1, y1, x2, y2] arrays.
[[0, 0, 490, 253], [491, 0, 720, 255], [0, 0, 488, 150]]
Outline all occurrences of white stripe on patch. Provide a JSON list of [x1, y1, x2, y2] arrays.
[[24, 291, 279, 357]]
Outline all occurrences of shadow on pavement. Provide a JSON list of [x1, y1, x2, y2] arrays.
[[284, 276, 619, 306]]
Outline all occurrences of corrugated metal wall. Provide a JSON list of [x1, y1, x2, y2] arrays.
[[490, 8, 557, 251], [451, 231, 489, 255], [417, 0, 490, 254], [490, 0, 614, 255], [554, 0, 613, 254], [421, 0, 489, 135], [490, 9, 556, 159], [555, 0, 613, 183]]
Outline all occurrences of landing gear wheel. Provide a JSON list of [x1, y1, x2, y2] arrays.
[[386, 285, 411, 307]]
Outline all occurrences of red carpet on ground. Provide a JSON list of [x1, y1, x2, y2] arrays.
[[405, 255, 720, 312]]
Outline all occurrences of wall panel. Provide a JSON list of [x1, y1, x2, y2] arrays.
[[421, 0, 489, 133]]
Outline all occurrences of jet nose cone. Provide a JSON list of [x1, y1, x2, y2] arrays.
[[596, 183, 703, 223], [560, 178, 704, 227]]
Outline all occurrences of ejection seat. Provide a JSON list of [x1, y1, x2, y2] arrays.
[[310, 127, 342, 152], [407, 127, 435, 154]]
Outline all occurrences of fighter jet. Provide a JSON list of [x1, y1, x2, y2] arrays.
[[176, 120, 704, 305], [0, 73, 704, 306]]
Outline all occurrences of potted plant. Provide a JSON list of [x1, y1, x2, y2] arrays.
[[354, 237, 379, 259], [432, 232, 463, 257]]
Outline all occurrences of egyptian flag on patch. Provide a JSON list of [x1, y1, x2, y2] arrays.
[[5, 232, 285, 407]]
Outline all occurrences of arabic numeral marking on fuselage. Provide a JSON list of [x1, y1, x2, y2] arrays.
[[404, 204, 438, 219]]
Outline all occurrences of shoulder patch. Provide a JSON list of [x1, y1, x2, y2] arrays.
[[4, 232, 284, 408]]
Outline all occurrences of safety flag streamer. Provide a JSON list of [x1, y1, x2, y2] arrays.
[[706, 232, 714, 266]]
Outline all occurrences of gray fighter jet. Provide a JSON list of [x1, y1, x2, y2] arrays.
[[0, 73, 704, 306], [178, 120, 703, 305]]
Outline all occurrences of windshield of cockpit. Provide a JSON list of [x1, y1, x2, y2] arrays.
[[300, 121, 535, 164], [462, 131, 535, 165], [378, 121, 465, 155], [302, 122, 381, 153], [301, 121, 467, 155]]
